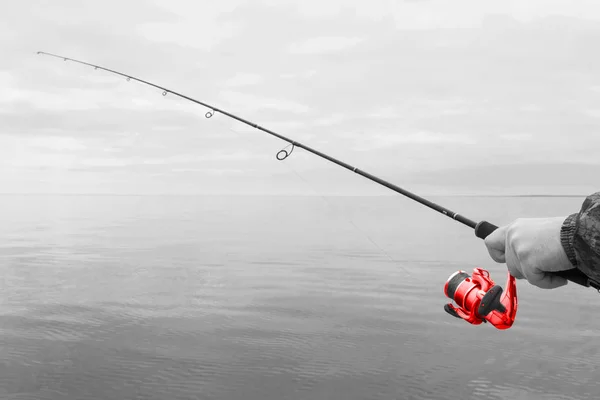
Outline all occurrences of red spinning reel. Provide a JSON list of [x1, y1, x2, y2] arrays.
[[443, 268, 518, 330]]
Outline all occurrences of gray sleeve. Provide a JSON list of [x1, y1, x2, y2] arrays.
[[560, 192, 600, 282]]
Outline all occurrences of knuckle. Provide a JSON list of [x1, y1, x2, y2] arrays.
[[506, 230, 520, 250], [506, 220, 519, 239], [511, 240, 525, 258], [506, 219, 526, 252], [512, 218, 525, 227], [516, 246, 532, 264]]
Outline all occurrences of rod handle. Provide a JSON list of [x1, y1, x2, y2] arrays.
[[475, 220, 596, 289], [474, 220, 498, 240]]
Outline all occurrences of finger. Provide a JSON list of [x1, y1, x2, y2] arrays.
[[487, 247, 506, 263], [525, 268, 569, 289], [484, 225, 508, 263], [484, 224, 508, 251], [505, 242, 525, 279], [535, 273, 568, 289]]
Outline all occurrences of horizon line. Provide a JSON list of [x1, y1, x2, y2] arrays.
[[0, 193, 589, 198]]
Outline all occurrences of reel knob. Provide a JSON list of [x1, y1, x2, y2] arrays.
[[478, 285, 506, 316]]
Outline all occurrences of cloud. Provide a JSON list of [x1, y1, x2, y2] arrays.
[[280, 70, 317, 79], [401, 162, 600, 189], [223, 73, 264, 87], [170, 167, 247, 175], [2, 1, 600, 195], [26, 136, 88, 152], [351, 131, 477, 151], [288, 36, 365, 54], [498, 133, 533, 141], [312, 113, 350, 126], [218, 91, 311, 114], [583, 109, 600, 118], [135, 20, 241, 51]]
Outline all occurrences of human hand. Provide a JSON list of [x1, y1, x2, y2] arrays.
[[484, 217, 574, 289]]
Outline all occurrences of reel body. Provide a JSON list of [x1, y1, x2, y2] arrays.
[[443, 268, 517, 330]]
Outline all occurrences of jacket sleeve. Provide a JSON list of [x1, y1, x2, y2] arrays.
[[560, 192, 600, 282]]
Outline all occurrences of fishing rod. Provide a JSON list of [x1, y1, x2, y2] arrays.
[[37, 51, 600, 329]]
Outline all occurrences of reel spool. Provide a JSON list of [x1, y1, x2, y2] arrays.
[[443, 268, 518, 330]]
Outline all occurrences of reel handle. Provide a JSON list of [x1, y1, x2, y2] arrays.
[[475, 220, 598, 289]]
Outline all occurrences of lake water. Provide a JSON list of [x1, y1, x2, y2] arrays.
[[1, 194, 599, 400]]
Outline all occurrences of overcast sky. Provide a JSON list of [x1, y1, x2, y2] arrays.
[[1, 0, 599, 195]]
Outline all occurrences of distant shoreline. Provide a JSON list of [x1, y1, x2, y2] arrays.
[[0, 193, 588, 198]]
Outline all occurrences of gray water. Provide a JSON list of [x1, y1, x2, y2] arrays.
[[1, 194, 599, 400]]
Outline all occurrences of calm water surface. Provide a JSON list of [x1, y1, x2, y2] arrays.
[[0, 195, 599, 400]]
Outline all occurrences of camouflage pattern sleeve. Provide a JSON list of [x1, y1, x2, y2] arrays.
[[560, 192, 600, 282]]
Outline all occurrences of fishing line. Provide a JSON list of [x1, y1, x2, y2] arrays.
[[36, 50, 599, 293]]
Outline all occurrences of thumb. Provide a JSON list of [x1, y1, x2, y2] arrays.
[[484, 225, 507, 263]]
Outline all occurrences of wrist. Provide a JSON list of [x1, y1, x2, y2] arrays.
[[560, 213, 578, 266]]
